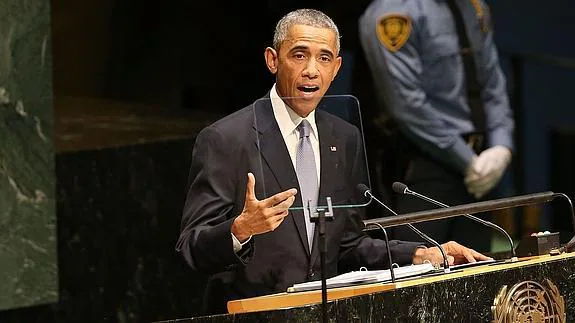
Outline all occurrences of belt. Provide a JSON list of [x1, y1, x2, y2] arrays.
[[462, 133, 485, 154]]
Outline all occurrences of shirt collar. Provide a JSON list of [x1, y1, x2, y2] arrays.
[[270, 84, 318, 140]]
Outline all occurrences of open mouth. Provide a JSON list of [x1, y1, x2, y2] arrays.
[[297, 85, 320, 93]]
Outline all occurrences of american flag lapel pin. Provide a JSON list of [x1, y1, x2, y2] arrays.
[[330, 146, 337, 152]]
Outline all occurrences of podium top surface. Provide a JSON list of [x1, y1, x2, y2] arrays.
[[227, 252, 575, 314]]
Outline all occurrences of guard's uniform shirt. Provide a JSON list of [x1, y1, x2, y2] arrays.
[[359, 0, 514, 174]]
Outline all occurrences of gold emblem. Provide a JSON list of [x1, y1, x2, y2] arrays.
[[470, 0, 489, 33], [492, 279, 566, 322], [376, 14, 411, 52]]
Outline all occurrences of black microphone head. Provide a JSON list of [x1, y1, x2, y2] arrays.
[[357, 183, 371, 197], [392, 182, 408, 194]]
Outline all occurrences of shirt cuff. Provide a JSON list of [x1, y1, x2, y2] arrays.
[[449, 137, 477, 174], [488, 127, 514, 152], [232, 232, 252, 253]]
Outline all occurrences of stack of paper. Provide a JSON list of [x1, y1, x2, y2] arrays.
[[287, 263, 436, 293]]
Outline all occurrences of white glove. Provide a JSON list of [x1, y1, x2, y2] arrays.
[[464, 145, 512, 199]]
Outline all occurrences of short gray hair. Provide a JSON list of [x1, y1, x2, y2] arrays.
[[273, 9, 340, 54]]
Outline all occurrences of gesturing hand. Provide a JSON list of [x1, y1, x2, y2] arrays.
[[231, 173, 297, 242]]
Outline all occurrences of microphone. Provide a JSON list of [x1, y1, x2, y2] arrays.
[[392, 182, 518, 261], [358, 184, 451, 272]]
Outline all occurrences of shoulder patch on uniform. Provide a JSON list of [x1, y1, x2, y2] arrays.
[[376, 14, 412, 52]]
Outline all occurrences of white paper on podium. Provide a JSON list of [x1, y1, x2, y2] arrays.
[[287, 263, 435, 293]]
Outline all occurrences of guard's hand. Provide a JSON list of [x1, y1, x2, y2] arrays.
[[464, 146, 512, 199], [464, 155, 481, 182], [231, 173, 297, 242], [413, 241, 492, 266]]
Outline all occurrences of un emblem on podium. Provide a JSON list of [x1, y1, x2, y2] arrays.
[[492, 279, 566, 322]]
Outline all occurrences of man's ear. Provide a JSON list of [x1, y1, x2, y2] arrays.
[[332, 55, 343, 81], [265, 47, 278, 74]]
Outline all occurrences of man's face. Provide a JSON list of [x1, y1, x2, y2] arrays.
[[265, 24, 342, 117]]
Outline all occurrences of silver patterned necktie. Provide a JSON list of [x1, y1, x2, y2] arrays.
[[295, 120, 318, 252]]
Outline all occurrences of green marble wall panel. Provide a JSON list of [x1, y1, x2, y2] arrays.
[[0, 0, 56, 310]]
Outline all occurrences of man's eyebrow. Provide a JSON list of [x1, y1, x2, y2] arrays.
[[319, 48, 335, 58], [289, 45, 310, 53], [289, 46, 335, 58]]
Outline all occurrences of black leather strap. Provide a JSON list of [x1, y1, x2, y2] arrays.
[[445, 0, 486, 132]]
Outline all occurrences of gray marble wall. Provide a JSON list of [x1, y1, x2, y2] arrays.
[[0, 0, 56, 310]]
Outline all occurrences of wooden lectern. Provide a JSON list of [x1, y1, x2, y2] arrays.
[[162, 252, 575, 322]]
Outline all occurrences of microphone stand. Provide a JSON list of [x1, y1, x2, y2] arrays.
[[364, 190, 451, 272], [553, 193, 575, 253], [365, 222, 396, 283], [400, 185, 518, 262], [309, 197, 334, 323]]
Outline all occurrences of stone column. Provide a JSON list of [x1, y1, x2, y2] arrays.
[[0, 0, 56, 310]]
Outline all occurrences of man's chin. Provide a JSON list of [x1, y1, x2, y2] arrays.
[[287, 98, 320, 117]]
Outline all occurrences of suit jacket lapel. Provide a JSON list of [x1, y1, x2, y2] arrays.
[[310, 111, 340, 266], [253, 98, 311, 255]]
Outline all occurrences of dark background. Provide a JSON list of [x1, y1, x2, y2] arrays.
[[1, 0, 574, 321]]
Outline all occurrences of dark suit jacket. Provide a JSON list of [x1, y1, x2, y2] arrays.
[[177, 97, 421, 314]]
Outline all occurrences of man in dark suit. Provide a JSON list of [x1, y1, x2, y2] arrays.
[[177, 8, 489, 314]]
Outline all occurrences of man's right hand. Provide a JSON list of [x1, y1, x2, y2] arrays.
[[231, 173, 297, 242]]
